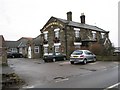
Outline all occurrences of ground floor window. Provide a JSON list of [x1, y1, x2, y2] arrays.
[[34, 46, 39, 53], [19, 48, 22, 54], [9, 48, 18, 53], [75, 45, 80, 49], [82, 42, 89, 47], [55, 46, 60, 53], [44, 47, 48, 55]]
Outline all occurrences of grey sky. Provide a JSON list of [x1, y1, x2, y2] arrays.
[[0, 0, 119, 47]]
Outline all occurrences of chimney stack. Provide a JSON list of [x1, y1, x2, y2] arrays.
[[80, 13, 85, 24], [67, 11, 72, 21]]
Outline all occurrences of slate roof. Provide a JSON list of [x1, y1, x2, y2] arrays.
[[5, 37, 33, 48], [17, 37, 32, 47], [33, 35, 42, 46], [5, 41, 20, 48], [56, 17, 108, 33]]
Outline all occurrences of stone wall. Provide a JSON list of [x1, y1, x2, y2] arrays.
[[0, 35, 7, 65]]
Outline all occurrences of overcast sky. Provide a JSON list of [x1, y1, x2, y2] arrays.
[[0, 0, 119, 47]]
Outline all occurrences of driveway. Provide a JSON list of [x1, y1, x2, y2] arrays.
[[7, 58, 119, 88]]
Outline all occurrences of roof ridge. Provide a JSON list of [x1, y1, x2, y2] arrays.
[[55, 17, 107, 32]]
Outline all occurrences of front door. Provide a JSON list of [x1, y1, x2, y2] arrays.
[[28, 46, 32, 58]]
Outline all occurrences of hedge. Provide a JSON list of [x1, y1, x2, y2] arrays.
[[96, 56, 120, 61]]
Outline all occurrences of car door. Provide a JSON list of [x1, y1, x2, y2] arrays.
[[55, 53, 61, 61], [58, 53, 64, 60], [85, 51, 92, 61], [88, 51, 94, 61]]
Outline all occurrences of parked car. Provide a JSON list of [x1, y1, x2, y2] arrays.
[[7, 52, 23, 58], [43, 53, 66, 62], [70, 50, 96, 64]]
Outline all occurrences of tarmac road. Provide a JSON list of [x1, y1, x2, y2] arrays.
[[33, 65, 119, 89], [7, 58, 119, 89]]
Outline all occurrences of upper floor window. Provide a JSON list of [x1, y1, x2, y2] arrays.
[[92, 31, 96, 40], [75, 30, 80, 37], [44, 33, 48, 40], [101, 33, 105, 39], [43, 31, 48, 40], [55, 31, 59, 38], [74, 28, 80, 38], [54, 28, 60, 38]]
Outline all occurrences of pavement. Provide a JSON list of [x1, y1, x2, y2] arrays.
[[7, 58, 119, 89]]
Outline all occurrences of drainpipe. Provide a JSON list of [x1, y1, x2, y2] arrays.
[[64, 22, 68, 59]]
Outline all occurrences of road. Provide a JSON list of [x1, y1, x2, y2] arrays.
[[7, 58, 119, 89], [33, 65, 119, 89]]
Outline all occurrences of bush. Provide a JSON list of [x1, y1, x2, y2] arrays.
[[89, 43, 104, 55], [89, 43, 114, 56]]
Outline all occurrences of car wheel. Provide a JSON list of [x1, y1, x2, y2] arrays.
[[44, 60, 47, 62], [20, 55, 23, 58], [83, 59, 87, 64], [12, 55, 15, 58], [53, 58, 56, 62], [70, 61, 74, 64], [63, 57, 66, 61], [93, 57, 96, 62]]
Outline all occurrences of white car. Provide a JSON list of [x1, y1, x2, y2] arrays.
[[70, 50, 96, 64]]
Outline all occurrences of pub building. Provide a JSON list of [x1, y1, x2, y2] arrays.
[[40, 11, 111, 58]]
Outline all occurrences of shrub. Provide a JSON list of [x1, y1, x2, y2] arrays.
[[89, 43, 114, 56], [89, 43, 104, 55]]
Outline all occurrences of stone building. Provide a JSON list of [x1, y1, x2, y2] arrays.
[[0, 35, 7, 64], [5, 41, 20, 53], [40, 11, 111, 58], [18, 37, 33, 58], [5, 37, 32, 58], [5, 36, 42, 59], [32, 35, 43, 58]]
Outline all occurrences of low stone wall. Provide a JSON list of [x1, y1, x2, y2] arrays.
[[96, 56, 120, 61], [0, 48, 7, 65], [2, 73, 25, 89], [0, 57, 2, 64]]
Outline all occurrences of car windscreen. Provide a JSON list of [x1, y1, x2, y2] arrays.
[[48, 53, 54, 55], [72, 51, 83, 55], [56, 53, 61, 55]]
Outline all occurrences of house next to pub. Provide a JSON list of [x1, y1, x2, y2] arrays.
[[40, 11, 112, 58], [5, 36, 42, 59], [27, 35, 42, 59]]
